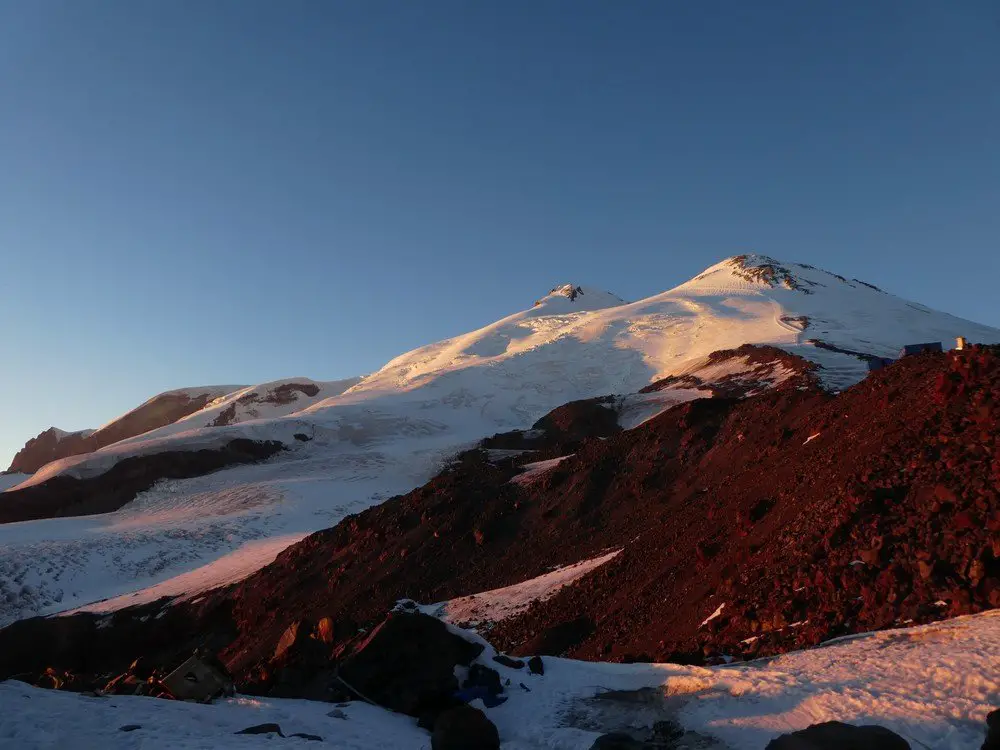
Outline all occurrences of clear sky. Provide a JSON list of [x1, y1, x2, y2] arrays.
[[1, 0, 998, 469]]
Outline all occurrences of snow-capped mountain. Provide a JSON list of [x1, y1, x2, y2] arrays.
[[5, 427, 94, 475], [5, 379, 364, 477], [1, 255, 997, 627], [6, 385, 243, 474], [112, 377, 363, 443], [16, 254, 996, 489]]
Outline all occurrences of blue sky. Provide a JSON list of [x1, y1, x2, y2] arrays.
[[1, 0, 998, 468]]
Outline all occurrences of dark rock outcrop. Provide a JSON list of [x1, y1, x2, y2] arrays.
[[589, 734, 645, 750], [491, 654, 524, 670], [211, 383, 321, 427], [983, 709, 1000, 750], [336, 611, 483, 716], [765, 721, 910, 749], [431, 706, 500, 750], [640, 344, 819, 398], [7, 428, 92, 476], [462, 664, 502, 697], [235, 723, 285, 736], [0, 439, 284, 524], [482, 395, 622, 453]]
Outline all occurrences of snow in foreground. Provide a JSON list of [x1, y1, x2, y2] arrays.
[[2, 610, 997, 749]]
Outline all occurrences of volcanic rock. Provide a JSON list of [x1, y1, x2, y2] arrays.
[[431, 706, 500, 750], [765, 721, 910, 749], [336, 611, 483, 716], [983, 709, 1000, 750]]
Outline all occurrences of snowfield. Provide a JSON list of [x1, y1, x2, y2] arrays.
[[416, 549, 622, 627], [89, 385, 244, 438], [2, 255, 999, 629], [112, 376, 364, 444], [0, 446, 434, 626], [2, 609, 997, 748]]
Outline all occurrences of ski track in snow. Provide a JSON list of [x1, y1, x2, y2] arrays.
[[1, 610, 998, 749]]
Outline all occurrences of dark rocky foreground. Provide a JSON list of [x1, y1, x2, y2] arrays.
[[0, 439, 284, 523], [1, 347, 999, 717]]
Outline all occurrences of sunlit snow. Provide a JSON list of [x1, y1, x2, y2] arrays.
[[3, 256, 998, 627]]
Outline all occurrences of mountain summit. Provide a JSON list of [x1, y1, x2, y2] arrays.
[[533, 284, 627, 311], [2, 255, 998, 633], [11, 254, 998, 490]]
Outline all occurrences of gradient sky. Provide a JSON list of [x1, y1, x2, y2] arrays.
[[1, 0, 998, 469]]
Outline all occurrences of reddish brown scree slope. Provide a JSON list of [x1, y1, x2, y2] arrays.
[[1, 348, 998, 697]]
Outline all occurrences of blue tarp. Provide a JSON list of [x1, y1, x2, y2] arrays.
[[866, 357, 895, 372]]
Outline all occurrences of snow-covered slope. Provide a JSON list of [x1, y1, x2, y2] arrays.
[[116, 377, 363, 441], [2, 255, 998, 624], [6, 385, 244, 475], [326, 254, 999, 403], [88, 385, 244, 439], [20, 254, 996, 491], [416, 549, 622, 628]]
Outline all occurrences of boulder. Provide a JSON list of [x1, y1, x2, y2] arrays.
[[519, 616, 594, 656], [651, 720, 684, 742], [162, 653, 234, 702], [432, 706, 500, 750], [527, 655, 545, 675], [588, 733, 645, 750], [463, 664, 503, 697], [456, 663, 507, 707], [983, 709, 1000, 750], [336, 611, 483, 716], [266, 618, 336, 700], [765, 721, 910, 749], [492, 654, 525, 670], [235, 723, 284, 736]]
